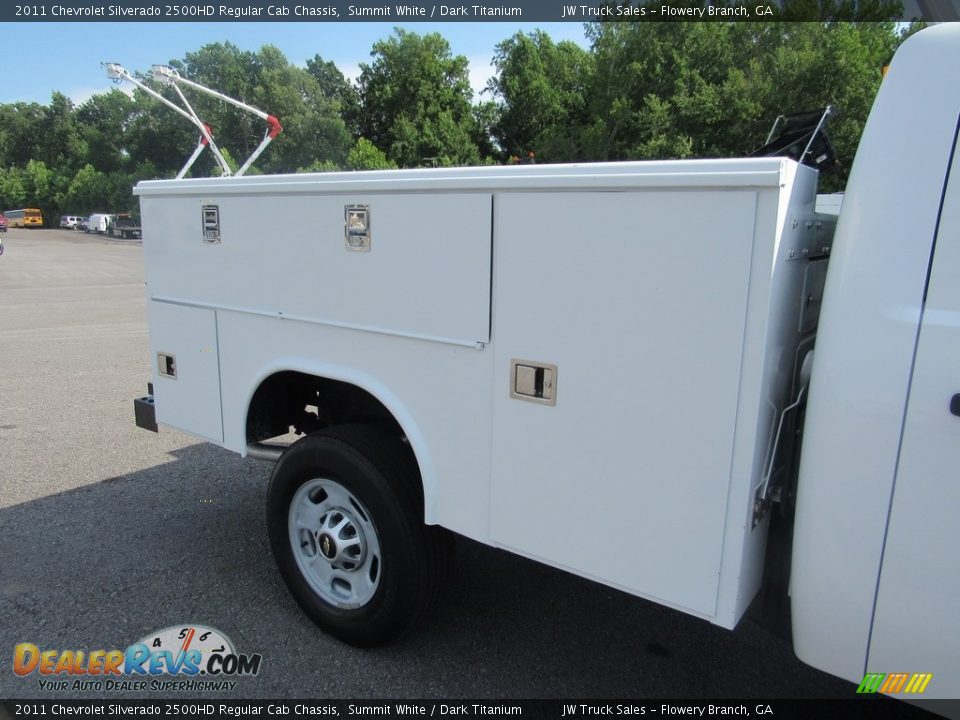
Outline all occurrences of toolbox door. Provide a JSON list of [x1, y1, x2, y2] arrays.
[[148, 302, 223, 443], [490, 190, 758, 617], [141, 193, 493, 347]]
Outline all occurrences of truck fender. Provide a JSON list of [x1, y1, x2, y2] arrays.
[[241, 358, 440, 523]]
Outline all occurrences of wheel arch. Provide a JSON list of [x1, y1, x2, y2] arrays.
[[242, 359, 440, 524]]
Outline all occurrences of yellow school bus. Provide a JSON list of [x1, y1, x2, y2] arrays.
[[3, 208, 43, 228]]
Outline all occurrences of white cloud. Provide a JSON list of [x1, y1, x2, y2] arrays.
[[468, 54, 496, 101], [68, 83, 133, 107], [339, 61, 363, 86]]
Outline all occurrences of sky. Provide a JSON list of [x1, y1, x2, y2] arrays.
[[3, 22, 590, 106]]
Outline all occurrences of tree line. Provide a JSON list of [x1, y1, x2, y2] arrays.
[[0, 17, 918, 223]]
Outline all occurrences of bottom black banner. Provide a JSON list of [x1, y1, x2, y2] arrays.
[[1, 699, 955, 720]]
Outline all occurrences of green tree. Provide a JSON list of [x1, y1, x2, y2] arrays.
[[105, 171, 139, 214], [296, 159, 341, 173], [306, 55, 361, 137], [577, 21, 906, 188], [172, 43, 352, 173], [760, 23, 901, 187], [124, 83, 202, 177], [357, 28, 480, 167], [471, 100, 500, 161], [75, 90, 136, 174], [0, 167, 28, 210], [487, 30, 594, 161], [22, 159, 62, 222], [346, 137, 397, 170], [0, 102, 46, 168], [63, 164, 109, 214], [582, 23, 759, 160], [36, 93, 87, 174]]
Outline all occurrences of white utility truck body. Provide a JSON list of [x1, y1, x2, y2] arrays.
[[133, 25, 959, 697], [140, 156, 825, 627]]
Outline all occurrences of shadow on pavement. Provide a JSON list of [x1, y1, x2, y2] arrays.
[[0, 442, 870, 701]]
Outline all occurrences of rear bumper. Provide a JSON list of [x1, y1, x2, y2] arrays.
[[134, 385, 158, 432]]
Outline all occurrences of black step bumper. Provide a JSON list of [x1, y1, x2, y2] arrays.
[[134, 383, 158, 432]]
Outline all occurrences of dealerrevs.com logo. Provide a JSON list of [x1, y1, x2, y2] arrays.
[[13, 624, 262, 692]]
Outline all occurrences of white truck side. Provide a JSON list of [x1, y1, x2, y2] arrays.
[[132, 25, 959, 697]]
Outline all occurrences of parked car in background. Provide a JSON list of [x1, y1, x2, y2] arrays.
[[85, 214, 113, 234], [60, 215, 83, 230], [0, 213, 7, 232], [110, 215, 143, 240], [77, 218, 89, 232], [109, 214, 142, 239]]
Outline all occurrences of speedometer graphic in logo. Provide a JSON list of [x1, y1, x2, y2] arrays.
[[134, 624, 235, 674]]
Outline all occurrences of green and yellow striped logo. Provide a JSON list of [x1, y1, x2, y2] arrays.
[[857, 672, 933, 694]]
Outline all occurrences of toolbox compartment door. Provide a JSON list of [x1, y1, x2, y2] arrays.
[[140, 193, 493, 346], [148, 302, 223, 443], [490, 190, 758, 618]]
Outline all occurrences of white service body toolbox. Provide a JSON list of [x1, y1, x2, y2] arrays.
[[135, 157, 833, 629]]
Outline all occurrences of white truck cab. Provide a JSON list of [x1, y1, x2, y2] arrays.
[[790, 23, 960, 693], [132, 24, 960, 699]]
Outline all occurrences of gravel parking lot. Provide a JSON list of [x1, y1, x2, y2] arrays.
[[1, 229, 869, 702]]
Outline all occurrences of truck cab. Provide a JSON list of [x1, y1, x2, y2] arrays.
[[790, 23, 960, 695]]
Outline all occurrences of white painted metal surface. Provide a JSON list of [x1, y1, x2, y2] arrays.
[[791, 23, 960, 686], [148, 302, 223, 443], [133, 24, 960, 695], [488, 184, 808, 624], [136, 156, 822, 627], [139, 193, 493, 347], [866, 130, 960, 700], [135, 158, 786, 197], [215, 312, 496, 542]]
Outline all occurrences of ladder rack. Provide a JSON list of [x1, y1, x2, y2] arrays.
[[104, 62, 282, 179]]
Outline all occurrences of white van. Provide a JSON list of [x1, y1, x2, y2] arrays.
[[85, 214, 113, 234]]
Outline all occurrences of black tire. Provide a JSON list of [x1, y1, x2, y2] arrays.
[[266, 424, 452, 647]]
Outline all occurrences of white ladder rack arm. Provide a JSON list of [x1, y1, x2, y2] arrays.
[[168, 81, 233, 177], [103, 62, 231, 178], [151, 64, 283, 177]]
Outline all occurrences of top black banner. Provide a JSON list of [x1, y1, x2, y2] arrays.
[[4, 0, 959, 22]]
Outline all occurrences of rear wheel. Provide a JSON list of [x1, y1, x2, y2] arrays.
[[266, 425, 451, 646]]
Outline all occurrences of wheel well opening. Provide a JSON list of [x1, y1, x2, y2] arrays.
[[246, 371, 404, 446]]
